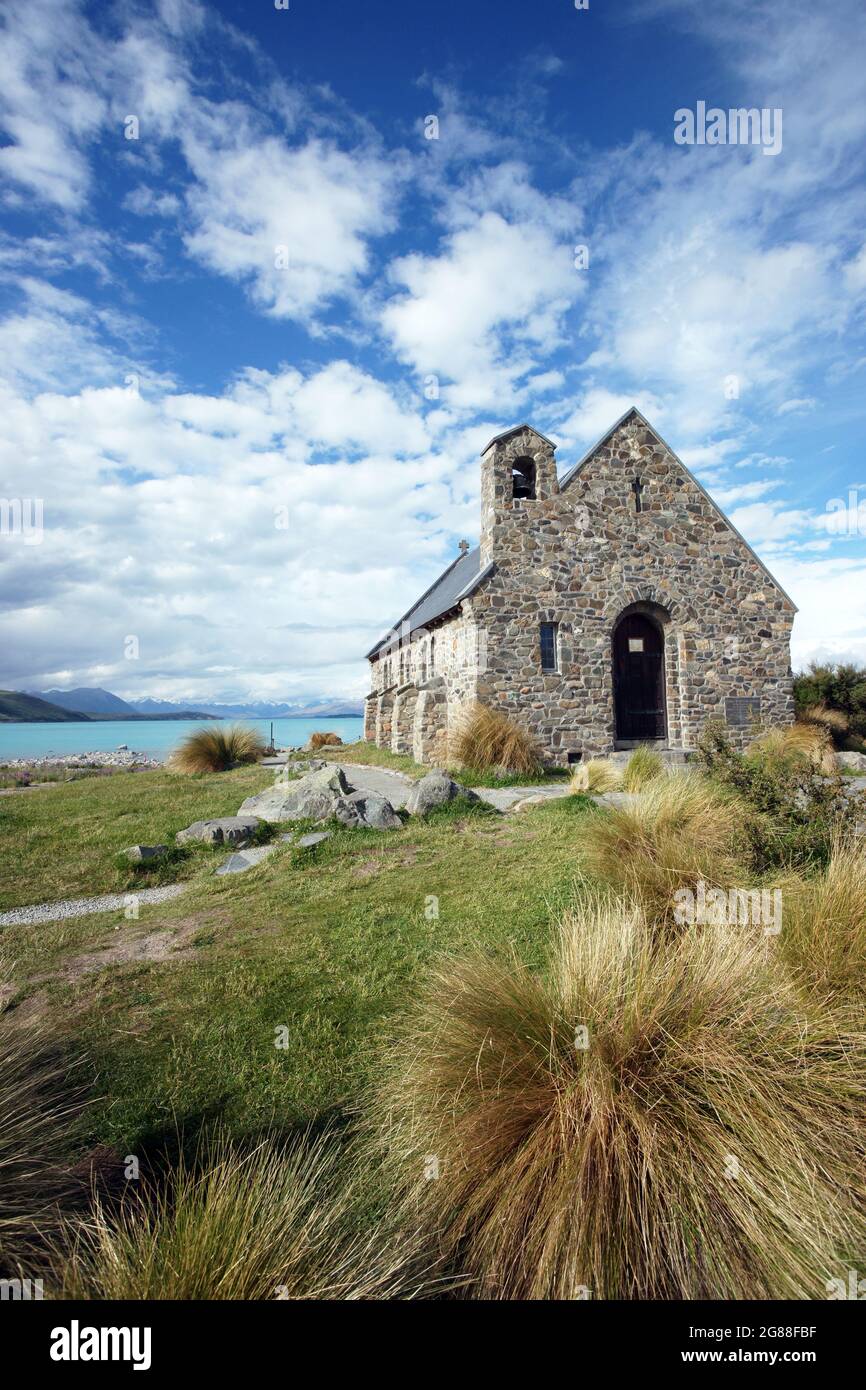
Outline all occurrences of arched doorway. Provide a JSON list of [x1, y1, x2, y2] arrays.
[[613, 610, 667, 742]]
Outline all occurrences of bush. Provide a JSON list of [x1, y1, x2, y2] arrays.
[[794, 662, 866, 743], [169, 724, 266, 773], [569, 759, 621, 795], [697, 720, 863, 872], [621, 744, 664, 791], [309, 732, 343, 749], [369, 898, 864, 1298], [579, 773, 747, 927], [57, 1129, 416, 1301], [452, 703, 543, 777]]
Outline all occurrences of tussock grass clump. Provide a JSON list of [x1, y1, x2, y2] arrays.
[[58, 1130, 417, 1301], [569, 759, 621, 795], [309, 731, 343, 749], [798, 702, 849, 740], [780, 837, 866, 1011], [370, 899, 864, 1299], [170, 724, 266, 774], [621, 744, 664, 791], [580, 773, 746, 926], [0, 992, 86, 1275], [748, 722, 837, 777], [452, 703, 543, 777]]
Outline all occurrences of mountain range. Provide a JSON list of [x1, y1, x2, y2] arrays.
[[23, 688, 363, 720]]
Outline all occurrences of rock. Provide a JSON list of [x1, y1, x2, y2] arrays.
[[342, 791, 402, 830], [123, 844, 169, 863], [296, 831, 332, 848], [405, 769, 479, 816], [238, 765, 400, 830], [594, 791, 634, 809], [117, 744, 128, 751], [511, 794, 551, 813], [837, 751, 866, 772], [238, 766, 352, 822], [214, 845, 275, 876], [176, 816, 261, 846]]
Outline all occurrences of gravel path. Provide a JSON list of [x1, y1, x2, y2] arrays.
[[0, 883, 187, 927]]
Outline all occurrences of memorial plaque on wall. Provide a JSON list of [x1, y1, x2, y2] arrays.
[[725, 696, 761, 728]]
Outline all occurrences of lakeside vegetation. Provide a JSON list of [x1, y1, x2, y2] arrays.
[[1, 717, 864, 1299]]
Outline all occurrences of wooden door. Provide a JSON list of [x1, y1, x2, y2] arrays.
[[613, 614, 666, 741]]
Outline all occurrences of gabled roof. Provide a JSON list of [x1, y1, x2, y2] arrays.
[[558, 406, 798, 612], [480, 424, 557, 456], [366, 546, 490, 659]]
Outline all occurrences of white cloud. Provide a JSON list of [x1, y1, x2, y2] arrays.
[[381, 211, 579, 411]]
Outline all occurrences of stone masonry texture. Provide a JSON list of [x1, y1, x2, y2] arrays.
[[366, 410, 796, 766]]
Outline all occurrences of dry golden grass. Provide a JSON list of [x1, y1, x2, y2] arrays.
[[57, 1129, 421, 1301], [748, 722, 837, 776], [451, 702, 543, 777], [798, 702, 849, 737], [621, 744, 664, 791], [169, 724, 266, 774], [779, 836, 866, 1012], [369, 897, 864, 1299], [569, 759, 622, 795], [309, 731, 343, 749], [0, 974, 87, 1276], [579, 773, 747, 927]]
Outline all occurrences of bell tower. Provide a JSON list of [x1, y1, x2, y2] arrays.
[[479, 424, 558, 565]]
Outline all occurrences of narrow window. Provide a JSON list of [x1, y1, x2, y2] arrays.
[[631, 475, 644, 513], [512, 457, 536, 501], [540, 622, 558, 672]]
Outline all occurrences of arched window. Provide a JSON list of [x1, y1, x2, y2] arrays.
[[511, 456, 536, 501]]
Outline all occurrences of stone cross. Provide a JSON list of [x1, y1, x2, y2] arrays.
[[458, 539, 469, 554]]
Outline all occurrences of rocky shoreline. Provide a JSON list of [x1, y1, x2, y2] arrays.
[[0, 749, 162, 771]]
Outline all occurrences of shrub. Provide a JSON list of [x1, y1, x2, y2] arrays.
[[169, 724, 266, 773], [579, 773, 747, 926], [794, 661, 866, 742], [697, 720, 863, 872], [779, 837, 866, 1013], [621, 744, 664, 791], [569, 759, 621, 795], [451, 703, 543, 777], [309, 731, 343, 749], [57, 1129, 417, 1301], [369, 899, 864, 1299]]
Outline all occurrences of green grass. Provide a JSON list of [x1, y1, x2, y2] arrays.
[[0, 764, 274, 909], [0, 775, 598, 1155]]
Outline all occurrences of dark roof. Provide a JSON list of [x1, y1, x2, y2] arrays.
[[480, 423, 557, 456], [366, 546, 488, 659]]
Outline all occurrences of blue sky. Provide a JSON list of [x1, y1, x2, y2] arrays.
[[1, 0, 865, 703]]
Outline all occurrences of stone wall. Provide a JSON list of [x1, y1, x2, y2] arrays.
[[471, 417, 795, 763], [367, 412, 796, 766]]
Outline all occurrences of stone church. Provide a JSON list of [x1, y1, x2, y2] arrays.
[[365, 408, 796, 767]]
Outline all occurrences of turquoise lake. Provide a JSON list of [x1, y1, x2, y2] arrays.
[[0, 717, 364, 763]]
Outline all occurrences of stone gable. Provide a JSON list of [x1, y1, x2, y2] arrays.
[[367, 408, 795, 765]]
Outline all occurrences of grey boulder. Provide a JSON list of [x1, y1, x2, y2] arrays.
[[124, 844, 169, 863], [405, 769, 478, 816], [214, 845, 276, 876], [176, 816, 261, 847], [238, 765, 400, 830], [837, 751, 866, 772], [238, 766, 352, 822]]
